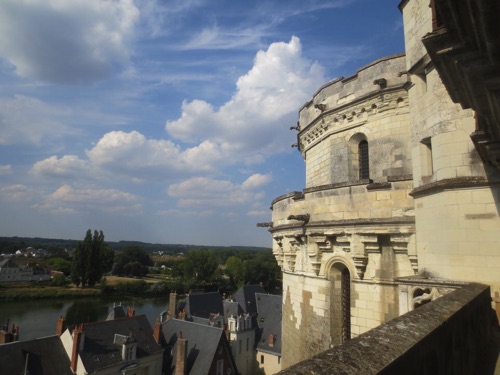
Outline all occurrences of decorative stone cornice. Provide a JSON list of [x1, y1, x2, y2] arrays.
[[298, 86, 408, 155]]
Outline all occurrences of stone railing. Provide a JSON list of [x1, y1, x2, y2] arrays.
[[279, 283, 499, 374]]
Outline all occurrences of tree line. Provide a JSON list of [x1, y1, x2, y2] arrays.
[[10, 229, 281, 295]]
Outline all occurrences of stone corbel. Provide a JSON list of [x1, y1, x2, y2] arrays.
[[272, 236, 284, 270], [391, 234, 418, 274], [361, 234, 380, 254], [352, 256, 368, 280], [335, 235, 351, 253], [408, 255, 418, 274]]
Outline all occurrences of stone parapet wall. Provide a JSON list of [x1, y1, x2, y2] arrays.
[[271, 179, 414, 227], [281, 283, 498, 374], [299, 54, 407, 129]]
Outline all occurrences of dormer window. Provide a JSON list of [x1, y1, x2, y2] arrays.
[[123, 343, 136, 361], [114, 333, 137, 362]]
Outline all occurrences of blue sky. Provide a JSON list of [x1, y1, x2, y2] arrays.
[[0, 0, 404, 247]]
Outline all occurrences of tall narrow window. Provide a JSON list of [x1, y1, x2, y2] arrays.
[[358, 140, 369, 179]]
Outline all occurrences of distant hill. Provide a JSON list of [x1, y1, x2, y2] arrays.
[[0, 236, 271, 255]]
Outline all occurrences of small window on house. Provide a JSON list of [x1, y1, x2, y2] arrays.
[[278, 356, 281, 365], [260, 355, 264, 364], [358, 140, 370, 180]]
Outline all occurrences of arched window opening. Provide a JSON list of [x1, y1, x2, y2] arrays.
[[329, 263, 351, 346], [358, 140, 370, 179]]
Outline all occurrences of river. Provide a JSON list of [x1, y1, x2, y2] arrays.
[[0, 296, 169, 342]]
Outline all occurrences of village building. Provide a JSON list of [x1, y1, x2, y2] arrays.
[[58, 313, 164, 375], [162, 319, 238, 375], [164, 285, 282, 375], [255, 293, 282, 375], [0, 258, 50, 282], [265, 0, 500, 370], [0, 335, 72, 375]]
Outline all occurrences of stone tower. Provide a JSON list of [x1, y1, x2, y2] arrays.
[[267, 0, 500, 370], [270, 54, 417, 367]]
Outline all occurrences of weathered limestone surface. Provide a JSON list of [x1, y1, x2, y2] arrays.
[[269, 1, 500, 370], [272, 54, 418, 368], [280, 283, 498, 375], [401, 0, 500, 298]]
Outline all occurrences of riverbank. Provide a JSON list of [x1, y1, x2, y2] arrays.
[[0, 276, 180, 301]]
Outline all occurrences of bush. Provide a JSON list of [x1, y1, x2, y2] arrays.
[[51, 274, 69, 287]]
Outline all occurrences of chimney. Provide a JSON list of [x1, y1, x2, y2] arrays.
[[71, 324, 85, 373], [178, 310, 186, 321], [268, 334, 274, 347], [175, 331, 187, 375], [153, 319, 164, 345], [56, 316, 67, 336], [12, 324, 19, 342], [167, 292, 177, 321], [127, 306, 135, 318]]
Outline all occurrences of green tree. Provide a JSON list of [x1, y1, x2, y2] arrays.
[[183, 249, 219, 284], [101, 245, 115, 274], [70, 229, 106, 287], [225, 256, 244, 288], [45, 257, 72, 275], [243, 252, 281, 293], [112, 245, 153, 276], [46, 245, 69, 259]]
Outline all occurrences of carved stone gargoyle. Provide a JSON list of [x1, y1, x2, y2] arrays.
[[287, 214, 310, 224]]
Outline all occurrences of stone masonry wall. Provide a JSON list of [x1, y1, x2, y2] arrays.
[[281, 271, 402, 368], [297, 54, 411, 188], [401, 0, 500, 299]]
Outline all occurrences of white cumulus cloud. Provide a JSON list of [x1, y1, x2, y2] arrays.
[[85, 130, 224, 179], [0, 0, 139, 84], [166, 36, 325, 163], [31, 155, 89, 177]]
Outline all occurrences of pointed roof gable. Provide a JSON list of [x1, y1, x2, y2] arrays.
[[233, 284, 266, 315], [184, 291, 224, 319], [162, 319, 236, 375], [255, 293, 282, 355]]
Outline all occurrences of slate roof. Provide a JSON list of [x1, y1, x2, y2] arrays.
[[0, 335, 72, 375], [162, 319, 229, 375], [255, 293, 282, 355], [184, 291, 224, 319], [223, 299, 242, 318], [0, 258, 18, 268], [69, 314, 163, 373], [233, 284, 266, 315]]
